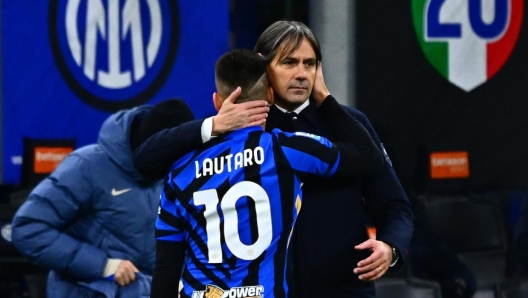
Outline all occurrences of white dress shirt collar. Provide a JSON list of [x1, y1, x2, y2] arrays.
[[274, 98, 310, 114]]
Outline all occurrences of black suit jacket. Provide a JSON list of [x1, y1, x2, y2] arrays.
[[134, 96, 414, 298], [266, 98, 413, 297]]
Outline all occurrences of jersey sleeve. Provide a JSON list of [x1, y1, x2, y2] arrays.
[[151, 240, 186, 298], [155, 177, 186, 243], [273, 130, 341, 180], [273, 95, 384, 181]]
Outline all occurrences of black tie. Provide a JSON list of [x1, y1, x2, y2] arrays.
[[280, 112, 297, 133]]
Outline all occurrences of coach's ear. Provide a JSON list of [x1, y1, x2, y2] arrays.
[[213, 92, 222, 111], [267, 86, 274, 105]]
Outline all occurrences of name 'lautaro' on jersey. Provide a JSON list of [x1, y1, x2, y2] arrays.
[[195, 146, 265, 178]]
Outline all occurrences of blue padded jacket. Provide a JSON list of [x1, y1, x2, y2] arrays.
[[11, 106, 161, 297]]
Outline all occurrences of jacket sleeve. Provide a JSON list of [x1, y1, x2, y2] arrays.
[[351, 109, 414, 270], [133, 119, 204, 179], [11, 154, 108, 280]]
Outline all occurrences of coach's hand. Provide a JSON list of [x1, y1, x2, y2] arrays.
[[353, 239, 392, 281], [114, 260, 139, 286], [312, 62, 330, 106], [212, 87, 269, 135]]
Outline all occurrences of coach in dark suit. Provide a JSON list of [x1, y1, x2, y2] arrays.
[[134, 21, 413, 298]]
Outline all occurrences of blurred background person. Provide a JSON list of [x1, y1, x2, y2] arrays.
[[10, 99, 194, 298]]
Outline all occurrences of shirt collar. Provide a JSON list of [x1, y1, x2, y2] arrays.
[[274, 98, 310, 114], [267, 97, 322, 130]]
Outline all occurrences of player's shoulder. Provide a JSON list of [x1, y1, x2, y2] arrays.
[[271, 129, 332, 151], [340, 105, 367, 121]]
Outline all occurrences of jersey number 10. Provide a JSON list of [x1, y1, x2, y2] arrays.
[[194, 181, 273, 263]]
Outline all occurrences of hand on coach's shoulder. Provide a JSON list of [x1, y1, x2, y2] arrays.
[[212, 87, 269, 135], [312, 62, 330, 106]]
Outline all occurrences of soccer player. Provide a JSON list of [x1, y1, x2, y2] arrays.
[[151, 49, 383, 298]]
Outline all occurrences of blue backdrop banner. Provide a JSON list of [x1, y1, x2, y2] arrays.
[[2, 0, 228, 184]]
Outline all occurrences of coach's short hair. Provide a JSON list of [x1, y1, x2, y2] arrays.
[[215, 49, 269, 103], [254, 20, 322, 65]]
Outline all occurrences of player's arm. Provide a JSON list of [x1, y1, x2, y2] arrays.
[[311, 62, 382, 176], [151, 179, 187, 298], [318, 95, 384, 177], [133, 120, 204, 179], [134, 89, 268, 179], [275, 99, 383, 179], [151, 240, 186, 298], [274, 130, 381, 181]]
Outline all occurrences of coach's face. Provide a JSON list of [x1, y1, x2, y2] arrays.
[[267, 38, 316, 112]]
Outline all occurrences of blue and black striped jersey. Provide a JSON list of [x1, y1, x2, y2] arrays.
[[156, 126, 343, 298]]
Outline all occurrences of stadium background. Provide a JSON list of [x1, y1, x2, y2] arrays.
[[1, 0, 528, 297]]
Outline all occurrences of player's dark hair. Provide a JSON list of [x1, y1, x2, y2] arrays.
[[254, 20, 322, 65], [215, 49, 269, 102]]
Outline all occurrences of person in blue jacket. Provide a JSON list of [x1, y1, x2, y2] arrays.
[[134, 21, 414, 298], [11, 99, 194, 298]]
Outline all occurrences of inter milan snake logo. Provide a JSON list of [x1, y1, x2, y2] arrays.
[[49, 0, 180, 111]]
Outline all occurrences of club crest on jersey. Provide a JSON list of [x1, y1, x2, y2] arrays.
[[412, 0, 523, 91], [49, 0, 180, 111], [192, 284, 264, 298]]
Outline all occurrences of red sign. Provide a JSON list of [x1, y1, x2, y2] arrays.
[[34, 147, 72, 174], [430, 152, 470, 179]]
